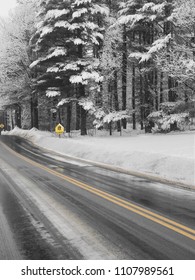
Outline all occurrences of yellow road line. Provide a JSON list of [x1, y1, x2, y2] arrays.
[[2, 142, 195, 240]]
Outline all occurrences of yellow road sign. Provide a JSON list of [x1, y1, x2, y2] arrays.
[[0, 124, 4, 129], [55, 123, 64, 134]]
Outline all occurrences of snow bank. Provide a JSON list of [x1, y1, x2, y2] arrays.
[[2, 127, 195, 187]]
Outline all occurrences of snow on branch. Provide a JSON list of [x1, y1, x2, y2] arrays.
[[73, 38, 86, 45], [118, 14, 145, 27], [30, 47, 67, 68], [77, 98, 112, 129], [46, 87, 61, 97], [90, 4, 110, 16], [138, 2, 166, 14], [92, 32, 104, 41], [85, 22, 99, 30], [70, 71, 103, 85], [94, 108, 105, 120], [55, 21, 72, 29], [149, 15, 157, 21], [129, 52, 152, 63], [55, 21, 99, 31], [63, 63, 80, 71], [40, 26, 54, 38], [185, 59, 195, 72], [35, 21, 44, 30], [55, 21, 85, 31], [103, 111, 130, 124], [29, 59, 40, 69], [45, 63, 65, 73], [37, 79, 47, 84], [148, 34, 172, 54], [57, 98, 77, 107], [69, 75, 83, 84], [72, 8, 88, 18], [138, 2, 155, 12], [77, 60, 89, 66], [46, 66, 58, 73], [74, 0, 92, 6], [45, 9, 70, 20], [47, 47, 67, 59], [118, 2, 126, 9], [90, 35, 100, 45], [139, 53, 152, 63], [129, 52, 143, 60], [78, 98, 96, 113], [151, 3, 166, 13], [118, 5, 129, 16], [62, 59, 98, 73]]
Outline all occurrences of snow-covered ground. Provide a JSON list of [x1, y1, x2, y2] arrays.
[[2, 127, 195, 188]]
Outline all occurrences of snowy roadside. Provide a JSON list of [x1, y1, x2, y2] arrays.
[[2, 127, 195, 189]]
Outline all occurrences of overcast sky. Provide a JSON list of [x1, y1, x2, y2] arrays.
[[0, 0, 17, 17]]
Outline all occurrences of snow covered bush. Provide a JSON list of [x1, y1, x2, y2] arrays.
[[77, 98, 129, 130], [147, 102, 190, 133]]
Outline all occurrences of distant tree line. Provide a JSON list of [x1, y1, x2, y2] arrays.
[[0, 0, 194, 134]]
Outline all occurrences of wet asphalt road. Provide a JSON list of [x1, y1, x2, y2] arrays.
[[0, 135, 194, 260]]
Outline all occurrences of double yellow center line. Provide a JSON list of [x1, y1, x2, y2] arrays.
[[2, 142, 195, 241]]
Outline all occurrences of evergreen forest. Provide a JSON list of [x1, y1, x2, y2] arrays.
[[0, 0, 195, 135]]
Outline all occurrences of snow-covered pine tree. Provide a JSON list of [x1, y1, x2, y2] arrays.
[[64, 0, 109, 135], [154, 0, 195, 98], [135, 0, 177, 104], [99, 1, 124, 133], [118, 0, 176, 130], [137, 0, 175, 115], [136, 0, 194, 132], [117, 0, 144, 129], [30, 0, 73, 131], [155, 0, 195, 124], [30, 0, 109, 135]]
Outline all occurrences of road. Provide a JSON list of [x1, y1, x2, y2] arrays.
[[0, 135, 194, 260]]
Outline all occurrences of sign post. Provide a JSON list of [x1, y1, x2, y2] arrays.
[[55, 123, 64, 138], [0, 123, 4, 135]]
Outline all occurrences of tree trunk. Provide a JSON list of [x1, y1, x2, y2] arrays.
[[75, 86, 80, 130], [164, 4, 176, 103], [108, 81, 113, 135], [78, 40, 87, 135], [79, 83, 87, 136], [132, 62, 136, 129], [11, 108, 14, 130], [31, 92, 38, 129], [109, 121, 112, 136], [168, 76, 176, 102], [66, 102, 71, 133], [15, 104, 21, 128], [140, 73, 144, 130], [122, 25, 127, 129], [160, 71, 163, 104], [58, 109, 62, 124], [144, 73, 151, 121], [76, 103, 80, 130], [154, 69, 158, 110], [113, 71, 121, 132], [139, 32, 144, 130]]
